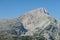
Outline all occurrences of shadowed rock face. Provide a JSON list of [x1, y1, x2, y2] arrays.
[[9, 22, 27, 35], [0, 19, 27, 36], [0, 8, 60, 40]]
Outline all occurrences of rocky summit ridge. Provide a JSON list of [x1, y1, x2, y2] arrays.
[[0, 8, 60, 40]]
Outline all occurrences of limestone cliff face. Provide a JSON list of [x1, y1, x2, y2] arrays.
[[0, 8, 60, 40], [18, 8, 49, 29]]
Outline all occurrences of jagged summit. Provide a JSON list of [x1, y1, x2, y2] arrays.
[[26, 8, 49, 15], [38, 8, 49, 14]]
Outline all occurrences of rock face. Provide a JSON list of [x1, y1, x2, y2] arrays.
[[0, 8, 60, 40]]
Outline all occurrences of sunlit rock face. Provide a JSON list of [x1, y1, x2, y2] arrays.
[[18, 8, 49, 30], [0, 8, 60, 40]]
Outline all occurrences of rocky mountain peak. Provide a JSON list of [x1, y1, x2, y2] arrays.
[[0, 8, 60, 40], [27, 8, 49, 15]]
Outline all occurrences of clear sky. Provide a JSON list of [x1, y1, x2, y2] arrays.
[[0, 0, 60, 20]]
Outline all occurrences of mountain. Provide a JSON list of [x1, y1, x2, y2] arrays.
[[0, 8, 60, 40]]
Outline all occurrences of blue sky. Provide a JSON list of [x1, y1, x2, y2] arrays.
[[0, 0, 60, 20]]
